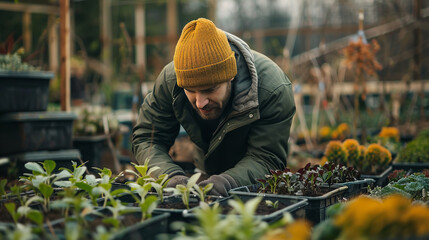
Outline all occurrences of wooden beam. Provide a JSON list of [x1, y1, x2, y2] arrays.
[[300, 80, 429, 95], [48, 15, 59, 73], [22, 11, 32, 53], [60, 0, 71, 112], [100, 0, 112, 83], [167, 0, 177, 60], [135, 2, 146, 70], [0, 2, 59, 15]]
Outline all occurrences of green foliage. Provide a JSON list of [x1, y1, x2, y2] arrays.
[[165, 172, 201, 209], [397, 138, 429, 163], [174, 197, 271, 240], [0, 53, 39, 72], [370, 173, 429, 201]]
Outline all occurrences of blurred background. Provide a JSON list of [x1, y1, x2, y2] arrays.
[[1, 0, 428, 173]]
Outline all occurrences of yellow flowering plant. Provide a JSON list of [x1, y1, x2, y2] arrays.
[[324, 139, 392, 174], [312, 195, 429, 240]]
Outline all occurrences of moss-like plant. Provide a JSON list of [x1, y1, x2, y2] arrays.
[[397, 139, 429, 163], [365, 143, 391, 173], [324, 141, 347, 165], [342, 139, 360, 167]]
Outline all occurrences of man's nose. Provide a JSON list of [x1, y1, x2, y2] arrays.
[[195, 93, 209, 109]]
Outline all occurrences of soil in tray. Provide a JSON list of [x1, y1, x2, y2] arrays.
[[257, 186, 335, 197], [0, 200, 70, 224], [220, 201, 289, 215], [153, 201, 199, 210]]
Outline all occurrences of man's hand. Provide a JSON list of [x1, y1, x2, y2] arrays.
[[166, 175, 189, 188], [198, 174, 238, 197]]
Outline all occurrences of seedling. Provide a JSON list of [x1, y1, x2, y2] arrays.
[[165, 172, 201, 209], [265, 200, 279, 209]]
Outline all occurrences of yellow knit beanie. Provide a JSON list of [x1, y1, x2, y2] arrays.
[[174, 18, 237, 88]]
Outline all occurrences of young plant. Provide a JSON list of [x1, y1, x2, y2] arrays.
[[20, 160, 72, 209], [265, 200, 279, 209], [178, 197, 269, 240], [257, 169, 283, 194], [165, 172, 201, 209], [127, 181, 158, 221], [191, 181, 213, 202], [150, 173, 170, 202], [123, 158, 160, 186]]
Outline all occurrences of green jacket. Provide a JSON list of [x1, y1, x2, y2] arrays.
[[132, 32, 295, 186]]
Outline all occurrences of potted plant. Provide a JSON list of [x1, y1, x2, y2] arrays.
[[324, 139, 393, 186], [0, 53, 53, 113], [229, 164, 348, 225], [72, 105, 120, 169], [393, 128, 429, 174]]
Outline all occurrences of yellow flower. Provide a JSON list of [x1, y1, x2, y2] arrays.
[[319, 126, 331, 139], [378, 127, 400, 142], [342, 139, 360, 167], [324, 141, 347, 165], [334, 195, 429, 239], [262, 220, 311, 240]]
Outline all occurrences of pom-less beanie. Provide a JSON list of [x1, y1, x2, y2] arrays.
[[174, 18, 237, 88]]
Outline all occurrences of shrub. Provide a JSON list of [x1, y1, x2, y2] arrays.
[[324, 141, 347, 166], [397, 136, 429, 163], [342, 139, 360, 167]]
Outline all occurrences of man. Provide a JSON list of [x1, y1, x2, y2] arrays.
[[132, 18, 295, 196]]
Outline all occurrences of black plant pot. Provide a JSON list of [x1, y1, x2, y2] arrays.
[[0, 71, 53, 113], [229, 184, 348, 225], [360, 166, 393, 187], [183, 194, 308, 224], [0, 112, 77, 156]]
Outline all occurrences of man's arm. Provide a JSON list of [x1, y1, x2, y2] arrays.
[[132, 65, 186, 178]]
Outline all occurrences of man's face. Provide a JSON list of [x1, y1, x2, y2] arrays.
[[184, 80, 232, 120]]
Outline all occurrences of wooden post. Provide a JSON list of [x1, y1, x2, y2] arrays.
[[48, 15, 59, 73], [100, 0, 112, 83], [22, 11, 32, 53], [167, 0, 177, 60], [60, 0, 71, 111], [135, 2, 146, 70]]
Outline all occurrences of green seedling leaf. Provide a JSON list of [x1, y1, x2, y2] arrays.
[[39, 183, 54, 199], [85, 174, 97, 186], [187, 172, 201, 188], [54, 181, 72, 188], [31, 175, 49, 188], [110, 188, 129, 197], [75, 182, 93, 193], [27, 210, 44, 225], [5, 202, 19, 223], [0, 179, 7, 196], [24, 162, 45, 174], [103, 217, 120, 228], [43, 160, 56, 175], [73, 166, 87, 180]]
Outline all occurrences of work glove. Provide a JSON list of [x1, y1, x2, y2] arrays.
[[198, 174, 238, 197], [166, 175, 189, 188]]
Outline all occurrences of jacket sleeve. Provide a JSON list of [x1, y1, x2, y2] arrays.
[[224, 77, 296, 186], [132, 65, 185, 178]]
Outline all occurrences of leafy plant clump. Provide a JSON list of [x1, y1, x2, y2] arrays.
[[397, 129, 429, 163], [369, 172, 429, 201], [257, 163, 359, 196], [0, 53, 39, 72]]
